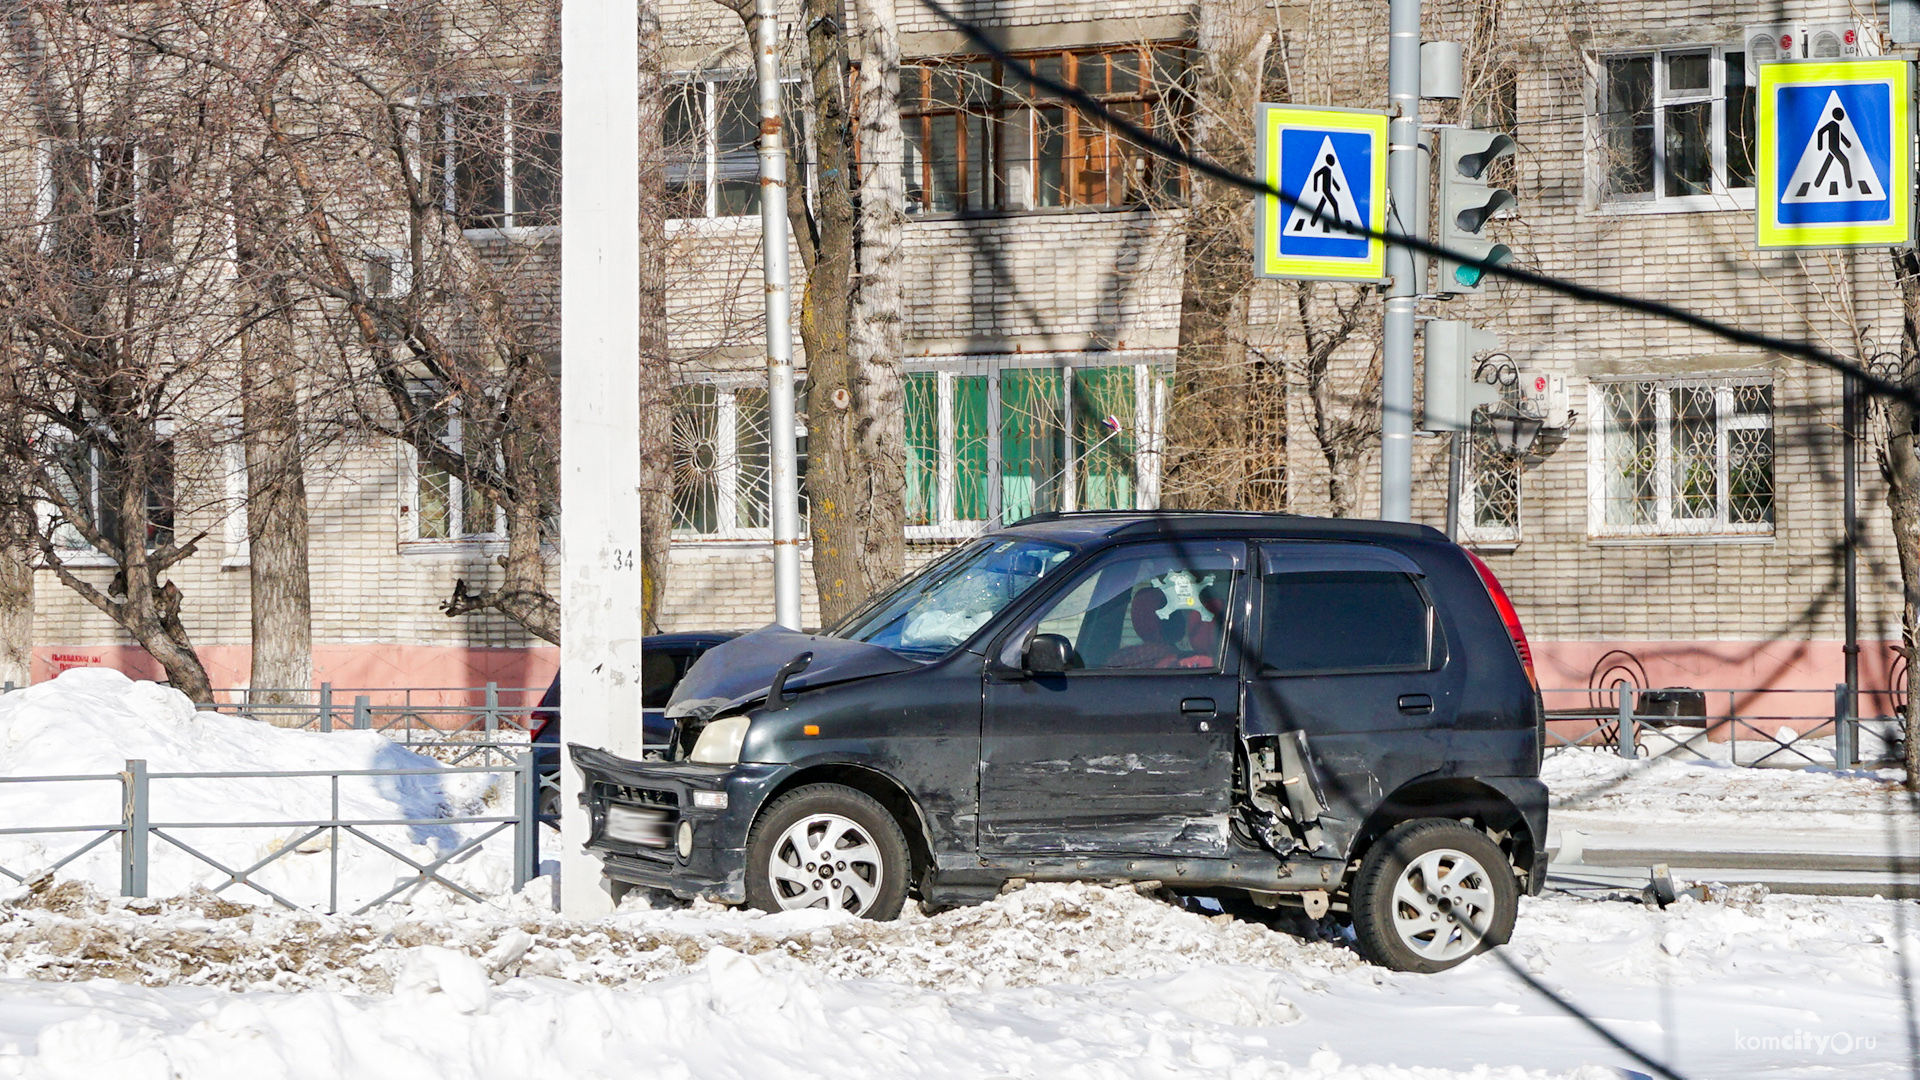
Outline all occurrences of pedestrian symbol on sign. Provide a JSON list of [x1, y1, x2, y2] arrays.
[[1284, 138, 1364, 238], [1781, 93, 1883, 202]]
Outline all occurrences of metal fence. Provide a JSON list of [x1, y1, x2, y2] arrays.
[[1543, 682, 1905, 768], [0, 755, 543, 915]]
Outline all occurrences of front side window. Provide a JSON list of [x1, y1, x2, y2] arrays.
[[1600, 48, 1754, 202], [1591, 378, 1774, 537], [1262, 571, 1430, 675], [433, 89, 560, 231], [905, 359, 1164, 537], [1013, 544, 1241, 672], [670, 381, 808, 537], [837, 537, 1074, 658], [900, 44, 1192, 214]]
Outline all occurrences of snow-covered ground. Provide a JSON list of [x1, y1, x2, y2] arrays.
[[0, 672, 1914, 1078]]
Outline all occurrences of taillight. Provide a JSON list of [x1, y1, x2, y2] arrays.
[[1463, 548, 1536, 691]]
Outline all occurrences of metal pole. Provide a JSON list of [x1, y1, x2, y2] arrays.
[[1835, 682, 1857, 769], [1381, 0, 1421, 522], [1443, 431, 1462, 541], [514, 752, 538, 890], [1614, 679, 1637, 760], [1844, 372, 1860, 720], [120, 758, 148, 898], [484, 681, 499, 736], [755, 0, 803, 630], [353, 694, 370, 730], [319, 681, 332, 733]]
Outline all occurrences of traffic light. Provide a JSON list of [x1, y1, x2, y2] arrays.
[[1423, 320, 1501, 432], [1436, 129, 1516, 294]]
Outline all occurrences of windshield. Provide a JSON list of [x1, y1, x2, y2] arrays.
[[835, 537, 1075, 659]]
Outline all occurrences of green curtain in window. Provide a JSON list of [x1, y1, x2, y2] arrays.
[[999, 369, 1063, 521], [1074, 366, 1136, 510], [905, 373, 938, 525], [954, 375, 988, 520]]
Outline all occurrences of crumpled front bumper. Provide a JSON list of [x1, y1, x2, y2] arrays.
[[569, 744, 790, 904]]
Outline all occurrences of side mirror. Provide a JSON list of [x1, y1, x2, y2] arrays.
[[1025, 633, 1073, 675]]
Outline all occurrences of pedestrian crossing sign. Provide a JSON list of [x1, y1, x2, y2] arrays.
[[1757, 59, 1912, 249], [1256, 104, 1389, 280]]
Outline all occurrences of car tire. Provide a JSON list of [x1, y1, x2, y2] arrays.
[[1349, 818, 1518, 973], [744, 784, 911, 920]]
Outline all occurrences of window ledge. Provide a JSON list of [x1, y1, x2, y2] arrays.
[[1460, 540, 1520, 554], [44, 551, 116, 569], [1589, 190, 1756, 217], [907, 203, 1176, 224], [221, 555, 250, 570], [670, 536, 816, 550], [461, 225, 560, 244], [665, 216, 762, 235], [1587, 533, 1774, 547], [400, 538, 511, 557]]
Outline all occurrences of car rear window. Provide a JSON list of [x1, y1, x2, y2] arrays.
[[1261, 571, 1430, 675]]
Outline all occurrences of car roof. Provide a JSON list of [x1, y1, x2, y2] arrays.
[[991, 511, 1445, 546]]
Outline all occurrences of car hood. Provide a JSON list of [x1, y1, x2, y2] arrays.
[[663, 624, 922, 721]]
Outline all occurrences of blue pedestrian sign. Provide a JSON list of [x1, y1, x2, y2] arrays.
[[1256, 105, 1388, 280], [1757, 59, 1912, 249]]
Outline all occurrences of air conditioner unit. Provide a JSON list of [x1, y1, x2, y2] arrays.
[[1744, 23, 1808, 80], [1521, 372, 1575, 430], [1806, 21, 1879, 59]]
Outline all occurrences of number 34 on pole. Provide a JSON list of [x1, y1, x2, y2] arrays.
[[1757, 58, 1913, 249]]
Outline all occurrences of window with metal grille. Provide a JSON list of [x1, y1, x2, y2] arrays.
[[903, 356, 1166, 538], [1458, 386, 1525, 547], [1589, 378, 1773, 537], [1598, 48, 1755, 204], [899, 44, 1192, 214], [670, 382, 808, 537]]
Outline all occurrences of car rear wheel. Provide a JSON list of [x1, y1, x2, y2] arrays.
[[1349, 818, 1517, 973], [745, 784, 910, 919]]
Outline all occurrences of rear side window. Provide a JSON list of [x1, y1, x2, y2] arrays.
[[1261, 571, 1430, 675]]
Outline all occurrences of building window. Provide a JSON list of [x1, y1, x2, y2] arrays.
[[1590, 378, 1773, 538], [47, 435, 175, 556], [433, 89, 560, 232], [407, 412, 503, 542], [1599, 48, 1754, 203], [904, 358, 1164, 537], [666, 75, 807, 219], [671, 382, 809, 537], [42, 141, 176, 263], [899, 44, 1191, 214]]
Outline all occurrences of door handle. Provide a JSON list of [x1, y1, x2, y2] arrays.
[[1398, 694, 1434, 715], [1180, 697, 1216, 715]]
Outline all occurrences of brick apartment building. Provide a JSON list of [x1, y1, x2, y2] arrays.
[[18, 0, 1911, 707]]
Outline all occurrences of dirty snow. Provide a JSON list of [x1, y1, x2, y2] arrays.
[[0, 669, 517, 909]]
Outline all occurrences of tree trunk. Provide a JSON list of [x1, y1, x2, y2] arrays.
[[1164, 4, 1271, 510], [792, 0, 866, 626], [240, 294, 314, 711], [1888, 255, 1920, 788], [0, 502, 33, 687], [638, 3, 674, 634], [846, 0, 906, 598]]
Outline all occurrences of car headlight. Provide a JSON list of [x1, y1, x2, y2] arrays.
[[689, 714, 751, 764]]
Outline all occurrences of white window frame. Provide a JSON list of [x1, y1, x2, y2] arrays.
[[902, 354, 1168, 541], [434, 87, 560, 239], [670, 377, 809, 541], [221, 419, 251, 568], [35, 140, 175, 263], [1586, 376, 1774, 540], [1595, 45, 1755, 211], [665, 72, 807, 224], [400, 413, 507, 547], [39, 420, 176, 566], [1457, 410, 1523, 549]]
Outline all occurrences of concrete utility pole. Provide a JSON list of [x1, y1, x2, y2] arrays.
[[755, 0, 804, 629], [559, 0, 644, 917], [1380, 0, 1421, 522]]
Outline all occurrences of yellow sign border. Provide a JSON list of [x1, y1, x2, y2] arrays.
[[1757, 58, 1912, 250], [1255, 104, 1390, 281]]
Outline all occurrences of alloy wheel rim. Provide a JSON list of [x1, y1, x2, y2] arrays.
[[766, 812, 885, 914], [1389, 846, 1497, 963]]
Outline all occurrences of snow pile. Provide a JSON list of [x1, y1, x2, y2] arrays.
[[0, 669, 515, 909], [0, 881, 1913, 1078], [1543, 746, 1904, 817]]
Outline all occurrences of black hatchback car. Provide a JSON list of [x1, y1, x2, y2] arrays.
[[573, 512, 1544, 972]]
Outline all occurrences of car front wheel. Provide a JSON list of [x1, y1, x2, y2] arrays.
[[744, 784, 910, 919], [1349, 818, 1518, 973]]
